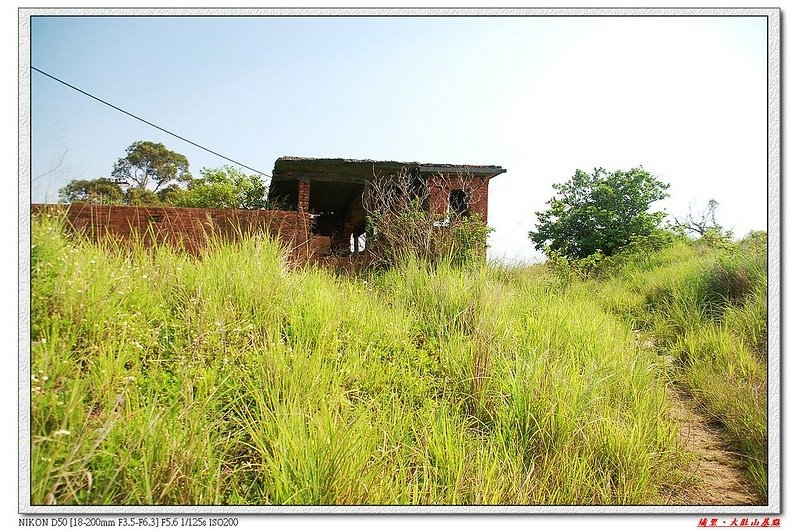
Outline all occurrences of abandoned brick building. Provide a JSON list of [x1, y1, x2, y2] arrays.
[[33, 156, 505, 260], [268, 157, 506, 257]]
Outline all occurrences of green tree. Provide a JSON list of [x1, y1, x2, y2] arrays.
[[156, 184, 185, 205], [171, 166, 268, 209], [111, 141, 190, 191], [529, 167, 670, 260], [58, 178, 124, 205], [125, 188, 162, 206]]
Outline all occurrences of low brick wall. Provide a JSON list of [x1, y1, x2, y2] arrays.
[[31, 204, 311, 257]]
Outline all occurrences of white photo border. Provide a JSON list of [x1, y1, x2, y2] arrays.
[[18, 6, 782, 515]]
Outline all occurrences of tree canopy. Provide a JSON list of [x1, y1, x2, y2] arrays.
[[529, 167, 670, 260], [171, 166, 268, 209], [58, 142, 269, 210], [58, 177, 169, 206], [58, 177, 124, 205], [111, 141, 190, 191]]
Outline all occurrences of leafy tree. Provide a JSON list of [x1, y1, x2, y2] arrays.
[[58, 178, 124, 205], [156, 184, 185, 205], [171, 166, 268, 209], [529, 167, 670, 260], [59, 177, 168, 206], [111, 141, 190, 191], [125, 188, 162, 206]]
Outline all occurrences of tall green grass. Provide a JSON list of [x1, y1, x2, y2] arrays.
[[584, 237, 768, 501], [30, 216, 765, 505]]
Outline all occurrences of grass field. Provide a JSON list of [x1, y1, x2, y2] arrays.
[[29, 216, 767, 505]]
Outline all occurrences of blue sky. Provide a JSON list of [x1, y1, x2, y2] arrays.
[[29, 15, 767, 262]]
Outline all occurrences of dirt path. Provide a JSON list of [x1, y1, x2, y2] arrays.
[[664, 386, 760, 505]]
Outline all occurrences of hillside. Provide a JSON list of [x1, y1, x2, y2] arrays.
[[29, 217, 767, 505]]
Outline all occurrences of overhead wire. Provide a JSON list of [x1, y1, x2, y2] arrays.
[[31, 66, 272, 179]]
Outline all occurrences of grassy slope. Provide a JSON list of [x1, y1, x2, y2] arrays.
[[29, 217, 766, 505], [579, 238, 768, 499]]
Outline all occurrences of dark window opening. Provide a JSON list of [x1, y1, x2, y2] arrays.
[[449, 189, 470, 217]]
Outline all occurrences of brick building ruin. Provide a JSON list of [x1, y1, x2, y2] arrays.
[[32, 156, 506, 261], [268, 157, 506, 257]]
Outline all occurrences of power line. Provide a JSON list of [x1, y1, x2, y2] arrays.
[[31, 66, 272, 179]]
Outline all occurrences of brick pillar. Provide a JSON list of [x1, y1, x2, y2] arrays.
[[297, 178, 311, 213], [296, 178, 312, 259]]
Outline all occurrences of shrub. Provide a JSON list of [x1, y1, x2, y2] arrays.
[[449, 215, 494, 266], [364, 169, 492, 269], [545, 229, 677, 282], [696, 241, 766, 319]]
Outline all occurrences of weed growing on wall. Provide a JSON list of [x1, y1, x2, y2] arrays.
[[363, 169, 492, 269]]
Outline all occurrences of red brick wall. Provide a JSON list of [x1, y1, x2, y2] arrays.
[[427, 175, 489, 222], [297, 179, 311, 213], [31, 204, 311, 257], [469, 179, 489, 222]]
